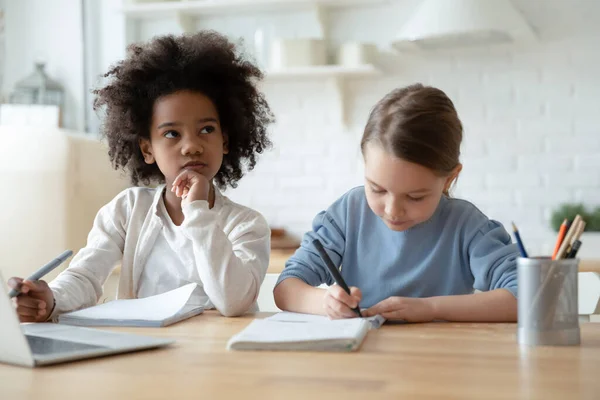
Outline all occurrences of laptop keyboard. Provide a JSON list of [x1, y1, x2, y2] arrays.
[[26, 335, 107, 355]]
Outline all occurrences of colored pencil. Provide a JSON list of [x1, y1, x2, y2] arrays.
[[511, 222, 528, 258], [555, 215, 582, 260], [551, 219, 568, 260]]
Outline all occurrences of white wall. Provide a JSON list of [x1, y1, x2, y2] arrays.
[[96, 0, 600, 256], [2, 0, 85, 131], [82, 0, 127, 134]]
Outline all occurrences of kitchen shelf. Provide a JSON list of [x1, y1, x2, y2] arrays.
[[120, 0, 386, 128], [265, 64, 380, 79], [122, 0, 389, 18], [262, 64, 380, 128]]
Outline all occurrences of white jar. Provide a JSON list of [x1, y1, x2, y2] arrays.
[[270, 38, 326, 70], [336, 42, 378, 67]]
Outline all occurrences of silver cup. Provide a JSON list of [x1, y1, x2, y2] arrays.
[[517, 257, 580, 346]]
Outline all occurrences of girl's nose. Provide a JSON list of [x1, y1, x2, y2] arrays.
[[181, 135, 203, 155], [385, 198, 405, 220]]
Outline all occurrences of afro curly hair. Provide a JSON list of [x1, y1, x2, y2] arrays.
[[93, 31, 274, 188]]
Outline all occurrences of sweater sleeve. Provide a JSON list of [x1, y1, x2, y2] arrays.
[[181, 201, 270, 317], [49, 191, 129, 318], [467, 219, 519, 297], [276, 196, 349, 288]]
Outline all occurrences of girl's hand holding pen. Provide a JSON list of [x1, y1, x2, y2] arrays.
[[7, 277, 55, 323], [323, 285, 362, 319]]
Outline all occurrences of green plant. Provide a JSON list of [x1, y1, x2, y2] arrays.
[[550, 203, 600, 232], [589, 207, 600, 232]]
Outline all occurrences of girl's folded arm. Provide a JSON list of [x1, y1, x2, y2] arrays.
[[427, 288, 517, 322], [182, 202, 270, 317], [458, 219, 520, 322]]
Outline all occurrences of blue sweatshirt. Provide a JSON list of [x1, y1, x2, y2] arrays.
[[276, 187, 519, 308]]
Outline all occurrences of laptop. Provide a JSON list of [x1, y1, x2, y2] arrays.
[[0, 272, 174, 367]]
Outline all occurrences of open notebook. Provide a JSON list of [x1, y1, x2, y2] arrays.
[[227, 312, 385, 352], [266, 311, 386, 329], [58, 283, 203, 327]]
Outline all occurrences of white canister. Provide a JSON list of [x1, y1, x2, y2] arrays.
[[336, 42, 378, 67], [270, 38, 326, 70]]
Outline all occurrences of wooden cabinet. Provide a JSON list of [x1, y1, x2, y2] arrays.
[[0, 127, 128, 281]]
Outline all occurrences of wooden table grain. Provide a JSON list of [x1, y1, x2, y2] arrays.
[[2, 312, 600, 399], [581, 260, 600, 274]]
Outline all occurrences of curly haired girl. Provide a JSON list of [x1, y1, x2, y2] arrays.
[[9, 31, 275, 320]]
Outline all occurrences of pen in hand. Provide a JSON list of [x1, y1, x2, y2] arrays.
[[312, 239, 362, 318], [8, 250, 73, 298]]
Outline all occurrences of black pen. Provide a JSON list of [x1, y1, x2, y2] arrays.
[[566, 240, 582, 259], [312, 239, 362, 318]]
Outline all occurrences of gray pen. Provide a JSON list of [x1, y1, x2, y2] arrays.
[[8, 250, 73, 298]]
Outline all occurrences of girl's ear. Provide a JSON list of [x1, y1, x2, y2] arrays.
[[222, 132, 229, 155], [444, 164, 462, 193], [139, 138, 155, 164]]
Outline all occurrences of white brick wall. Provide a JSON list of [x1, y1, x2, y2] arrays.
[[133, 1, 600, 256]]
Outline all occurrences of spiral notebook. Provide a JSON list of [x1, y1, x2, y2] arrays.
[[58, 283, 203, 327]]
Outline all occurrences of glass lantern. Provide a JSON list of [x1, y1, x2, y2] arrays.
[[9, 62, 64, 106]]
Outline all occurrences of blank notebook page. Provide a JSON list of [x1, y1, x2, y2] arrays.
[[60, 283, 197, 322], [266, 311, 386, 329], [230, 319, 369, 343]]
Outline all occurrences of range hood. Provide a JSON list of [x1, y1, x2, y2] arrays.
[[393, 0, 536, 50]]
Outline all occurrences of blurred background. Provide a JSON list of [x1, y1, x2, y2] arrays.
[[0, 0, 599, 298]]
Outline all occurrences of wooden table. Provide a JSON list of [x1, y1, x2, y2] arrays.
[[581, 260, 600, 274], [267, 248, 295, 273], [2, 312, 600, 400]]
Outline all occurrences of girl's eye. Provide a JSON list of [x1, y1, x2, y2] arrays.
[[370, 186, 385, 194], [408, 195, 426, 202], [164, 130, 179, 139], [200, 126, 216, 134]]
